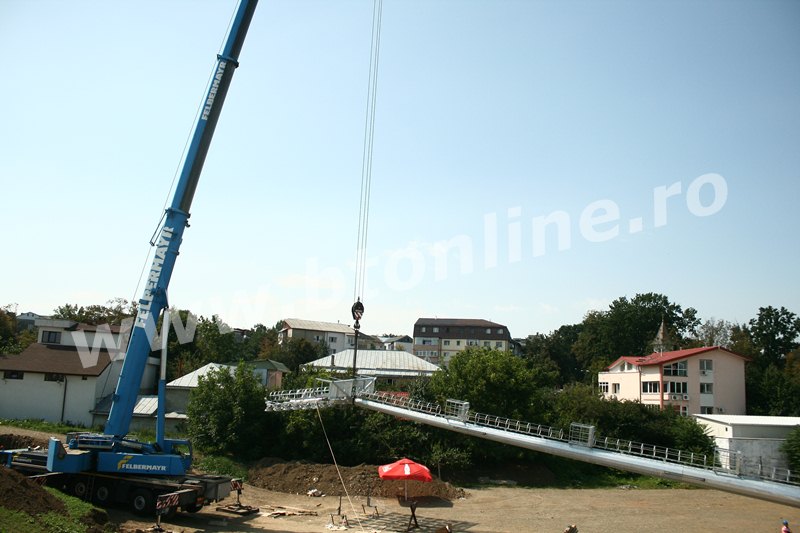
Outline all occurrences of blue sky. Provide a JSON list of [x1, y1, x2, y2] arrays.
[[1, 0, 798, 339]]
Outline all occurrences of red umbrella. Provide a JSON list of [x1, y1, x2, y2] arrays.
[[378, 458, 432, 500]]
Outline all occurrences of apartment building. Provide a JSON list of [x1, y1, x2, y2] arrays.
[[597, 346, 748, 416], [413, 318, 512, 366], [278, 318, 382, 354]]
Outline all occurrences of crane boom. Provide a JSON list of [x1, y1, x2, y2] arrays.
[[106, 0, 258, 439]]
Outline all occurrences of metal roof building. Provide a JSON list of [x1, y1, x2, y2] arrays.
[[304, 349, 440, 378]]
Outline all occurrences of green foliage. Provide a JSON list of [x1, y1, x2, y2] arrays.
[[194, 454, 249, 481], [571, 293, 699, 379], [428, 441, 471, 479], [551, 385, 714, 454], [524, 324, 582, 385], [429, 347, 548, 420], [187, 362, 269, 459], [692, 317, 733, 348], [194, 315, 239, 365], [746, 363, 800, 416], [0, 305, 16, 347], [781, 425, 800, 473], [269, 337, 328, 372], [748, 306, 800, 370], [52, 298, 134, 325], [0, 418, 96, 434]]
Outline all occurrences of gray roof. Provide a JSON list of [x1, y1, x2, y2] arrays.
[[282, 318, 354, 334], [414, 317, 507, 328], [93, 394, 185, 419], [304, 349, 440, 377], [0, 343, 113, 377], [167, 360, 289, 388], [167, 363, 231, 388]]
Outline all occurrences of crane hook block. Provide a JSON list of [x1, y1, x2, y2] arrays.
[[351, 299, 364, 326]]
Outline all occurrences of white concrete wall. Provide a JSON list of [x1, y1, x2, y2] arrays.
[[716, 437, 790, 470], [0, 373, 97, 427]]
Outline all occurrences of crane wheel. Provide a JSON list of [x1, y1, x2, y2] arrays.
[[70, 478, 89, 500], [184, 502, 202, 513], [131, 488, 155, 516], [93, 483, 112, 505]]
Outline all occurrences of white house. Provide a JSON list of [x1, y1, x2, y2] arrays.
[[0, 319, 158, 428], [597, 346, 749, 416]]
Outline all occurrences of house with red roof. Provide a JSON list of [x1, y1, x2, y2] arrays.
[[597, 346, 749, 416]]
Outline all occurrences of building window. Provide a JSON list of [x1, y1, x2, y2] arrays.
[[443, 340, 450, 346], [599, 382, 609, 394], [456, 340, 461, 346], [485, 328, 491, 334], [666, 381, 688, 394], [41, 331, 62, 344], [495, 341, 502, 348], [680, 405, 688, 417], [699, 359, 713, 374], [483, 341, 490, 347], [328, 336, 337, 343], [664, 361, 687, 377], [421, 327, 426, 333], [700, 383, 714, 394], [44, 373, 64, 382], [612, 383, 620, 394], [700, 406, 714, 414], [432, 327, 439, 333], [314, 335, 321, 342], [642, 381, 660, 394], [497, 328, 504, 334], [3, 371, 23, 380]]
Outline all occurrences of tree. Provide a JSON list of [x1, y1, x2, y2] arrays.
[[186, 362, 268, 459], [748, 306, 800, 370], [52, 298, 135, 325], [428, 347, 546, 421], [194, 315, 239, 365], [693, 317, 733, 348], [524, 323, 582, 385], [745, 363, 800, 416], [781, 426, 800, 473], [551, 384, 714, 453], [0, 305, 17, 353], [572, 293, 699, 379], [270, 337, 327, 372]]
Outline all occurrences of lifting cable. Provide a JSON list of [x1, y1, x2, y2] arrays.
[[316, 404, 366, 530], [327, 1, 383, 518], [130, 2, 241, 318], [352, 0, 384, 311]]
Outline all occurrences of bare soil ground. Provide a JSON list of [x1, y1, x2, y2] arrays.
[[1, 427, 796, 532]]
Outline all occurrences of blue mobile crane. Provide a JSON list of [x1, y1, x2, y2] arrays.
[[2, 0, 258, 516]]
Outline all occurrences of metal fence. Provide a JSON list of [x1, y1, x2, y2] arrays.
[[358, 391, 799, 487]]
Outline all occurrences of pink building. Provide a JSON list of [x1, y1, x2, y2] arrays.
[[597, 347, 749, 416]]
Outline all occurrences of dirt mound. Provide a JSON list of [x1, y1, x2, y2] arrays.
[[0, 467, 67, 516], [0, 433, 50, 450], [248, 459, 465, 500]]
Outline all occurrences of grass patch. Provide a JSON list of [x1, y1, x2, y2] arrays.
[[194, 454, 249, 481], [538, 455, 695, 489], [0, 418, 97, 435], [0, 488, 107, 533]]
